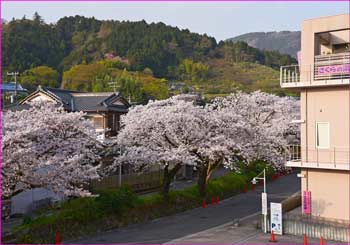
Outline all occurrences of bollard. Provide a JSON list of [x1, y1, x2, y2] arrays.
[[202, 199, 207, 208], [55, 231, 61, 244], [303, 234, 308, 245], [269, 231, 277, 242], [320, 236, 324, 245]]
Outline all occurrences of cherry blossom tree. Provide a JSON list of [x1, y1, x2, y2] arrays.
[[2, 102, 102, 198], [114, 95, 245, 197], [115, 92, 299, 197], [115, 96, 200, 196], [210, 91, 300, 171]]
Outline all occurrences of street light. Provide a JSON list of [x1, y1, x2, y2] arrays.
[[251, 168, 267, 233]]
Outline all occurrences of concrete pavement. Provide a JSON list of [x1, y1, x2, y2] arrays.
[[69, 173, 300, 244], [166, 212, 344, 244]]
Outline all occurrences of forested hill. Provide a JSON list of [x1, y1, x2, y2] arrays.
[[3, 14, 297, 103], [3, 14, 217, 76]]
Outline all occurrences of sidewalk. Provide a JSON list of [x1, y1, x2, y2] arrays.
[[166, 213, 344, 244]]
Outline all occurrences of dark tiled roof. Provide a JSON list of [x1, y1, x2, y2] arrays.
[[72, 93, 116, 111], [21, 87, 130, 113], [40, 87, 79, 110]]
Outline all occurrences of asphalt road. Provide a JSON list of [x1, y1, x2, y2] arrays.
[[70, 173, 300, 244]]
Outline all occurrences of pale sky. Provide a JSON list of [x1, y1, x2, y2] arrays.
[[2, 1, 349, 41]]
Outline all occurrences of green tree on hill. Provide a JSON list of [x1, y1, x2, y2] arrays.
[[20, 66, 60, 92], [178, 59, 209, 82]]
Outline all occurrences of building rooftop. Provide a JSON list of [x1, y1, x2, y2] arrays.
[[20, 86, 130, 113]]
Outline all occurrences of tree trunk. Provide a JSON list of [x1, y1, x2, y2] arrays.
[[162, 165, 172, 196], [197, 162, 209, 198], [161, 163, 182, 198], [197, 159, 221, 198]]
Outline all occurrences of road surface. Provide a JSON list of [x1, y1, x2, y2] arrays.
[[70, 173, 300, 244]]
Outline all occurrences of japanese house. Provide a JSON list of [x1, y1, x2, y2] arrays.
[[19, 86, 130, 136]]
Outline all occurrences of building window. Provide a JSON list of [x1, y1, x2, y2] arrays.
[[316, 122, 329, 149]]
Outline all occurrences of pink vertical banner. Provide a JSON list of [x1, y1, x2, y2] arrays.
[[297, 51, 302, 69], [303, 191, 311, 214]]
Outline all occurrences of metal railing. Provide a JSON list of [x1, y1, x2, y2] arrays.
[[285, 145, 350, 168], [284, 212, 350, 242], [314, 52, 350, 81], [315, 52, 350, 65], [91, 170, 163, 193], [280, 65, 302, 83], [280, 52, 350, 86]]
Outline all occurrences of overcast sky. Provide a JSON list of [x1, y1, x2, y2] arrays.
[[2, 1, 349, 41]]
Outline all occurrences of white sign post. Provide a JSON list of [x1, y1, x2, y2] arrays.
[[270, 202, 282, 235], [262, 193, 267, 215], [262, 192, 268, 233]]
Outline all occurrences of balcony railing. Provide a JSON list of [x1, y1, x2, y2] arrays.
[[314, 52, 350, 80], [280, 52, 350, 88], [285, 145, 350, 170]]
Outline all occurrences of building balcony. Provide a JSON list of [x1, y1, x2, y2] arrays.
[[285, 145, 350, 170], [280, 52, 350, 88]]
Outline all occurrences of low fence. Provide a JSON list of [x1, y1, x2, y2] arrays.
[[260, 192, 349, 243], [283, 213, 350, 242], [91, 170, 163, 193]]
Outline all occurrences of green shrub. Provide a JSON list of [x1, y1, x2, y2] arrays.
[[96, 186, 141, 214], [207, 172, 247, 198], [13, 165, 277, 243], [22, 216, 33, 225]]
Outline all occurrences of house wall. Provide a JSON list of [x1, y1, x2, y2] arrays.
[[301, 168, 349, 221], [300, 14, 349, 81], [86, 113, 106, 130], [29, 93, 56, 102], [300, 86, 349, 165]]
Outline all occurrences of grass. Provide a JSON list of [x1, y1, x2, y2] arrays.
[[13, 162, 277, 244], [182, 60, 298, 98]]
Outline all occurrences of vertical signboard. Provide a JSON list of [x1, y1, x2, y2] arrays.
[[297, 51, 301, 68], [270, 202, 282, 235], [303, 191, 311, 214]]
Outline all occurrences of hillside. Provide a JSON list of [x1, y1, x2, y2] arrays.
[[3, 14, 297, 103], [227, 31, 301, 58]]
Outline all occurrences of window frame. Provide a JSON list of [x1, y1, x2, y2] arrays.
[[315, 121, 330, 149]]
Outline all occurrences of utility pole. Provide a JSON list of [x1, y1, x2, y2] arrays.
[[7, 71, 19, 103], [108, 77, 120, 93]]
